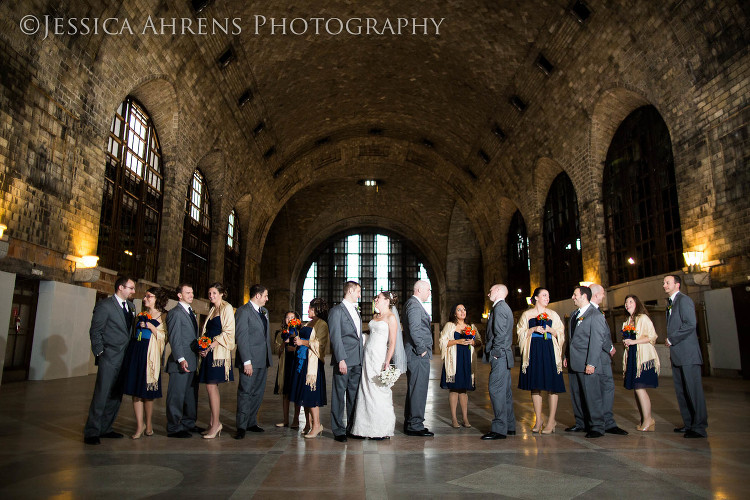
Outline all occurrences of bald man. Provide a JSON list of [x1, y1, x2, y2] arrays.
[[481, 284, 516, 440]]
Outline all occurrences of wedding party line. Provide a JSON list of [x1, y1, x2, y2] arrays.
[[83, 274, 708, 444]]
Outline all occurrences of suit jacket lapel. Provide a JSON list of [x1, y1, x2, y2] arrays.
[[112, 295, 129, 331], [341, 302, 357, 331]]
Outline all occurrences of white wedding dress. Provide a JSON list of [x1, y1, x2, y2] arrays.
[[350, 319, 395, 438]]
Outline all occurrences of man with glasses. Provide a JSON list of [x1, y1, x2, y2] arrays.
[[84, 276, 136, 444]]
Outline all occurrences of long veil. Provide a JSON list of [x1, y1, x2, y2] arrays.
[[390, 305, 407, 373]]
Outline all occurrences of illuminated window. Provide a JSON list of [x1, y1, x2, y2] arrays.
[[224, 209, 243, 303], [180, 169, 211, 294], [97, 97, 163, 280], [300, 231, 433, 322], [507, 210, 530, 311]]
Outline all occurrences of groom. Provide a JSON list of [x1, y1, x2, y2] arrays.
[[402, 280, 434, 436], [328, 281, 363, 442]]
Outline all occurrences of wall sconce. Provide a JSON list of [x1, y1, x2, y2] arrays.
[[579, 281, 593, 287], [64, 254, 101, 283], [0, 223, 8, 259], [683, 251, 704, 273], [65, 254, 100, 269], [0, 223, 7, 239], [525, 296, 532, 305]]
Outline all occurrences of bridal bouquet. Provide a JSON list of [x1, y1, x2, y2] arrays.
[[378, 365, 401, 388], [197, 335, 212, 351]]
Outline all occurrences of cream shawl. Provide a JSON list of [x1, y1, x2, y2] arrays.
[[146, 317, 167, 391], [622, 314, 660, 378], [202, 300, 236, 382], [305, 319, 329, 390], [439, 322, 482, 384], [517, 308, 565, 374]]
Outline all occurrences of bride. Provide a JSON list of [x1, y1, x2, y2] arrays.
[[350, 291, 406, 439]]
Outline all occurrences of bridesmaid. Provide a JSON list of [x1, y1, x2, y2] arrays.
[[516, 287, 566, 434], [439, 304, 482, 428], [273, 311, 302, 429], [622, 294, 660, 431], [197, 282, 235, 439], [121, 287, 169, 439], [289, 298, 329, 439]]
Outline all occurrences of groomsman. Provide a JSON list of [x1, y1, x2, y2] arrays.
[[481, 284, 516, 440], [402, 280, 434, 437], [165, 283, 202, 438], [328, 281, 363, 442], [590, 284, 627, 436], [234, 284, 273, 439], [568, 286, 607, 438], [84, 276, 136, 444], [664, 275, 708, 438]]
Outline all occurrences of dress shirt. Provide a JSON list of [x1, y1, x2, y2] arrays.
[[342, 299, 361, 337], [668, 291, 679, 316], [176, 301, 193, 364]]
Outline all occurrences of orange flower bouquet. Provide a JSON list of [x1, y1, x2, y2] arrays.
[[197, 335, 212, 351]]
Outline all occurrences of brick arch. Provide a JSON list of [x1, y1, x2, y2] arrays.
[[286, 218, 447, 321]]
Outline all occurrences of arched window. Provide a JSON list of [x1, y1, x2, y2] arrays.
[[604, 105, 683, 285], [543, 172, 583, 301], [224, 209, 243, 304], [506, 210, 530, 311], [300, 231, 433, 322], [97, 97, 163, 280], [180, 169, 211, 295]]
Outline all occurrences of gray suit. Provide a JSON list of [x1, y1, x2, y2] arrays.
[[668, 292, 708, 436], [84, 295, 134, 438], [165, 303, 200, 433], [328, 301, 363, 437], [565, 311, 586, 429], [402, 295, 432, 432], [483, 299, 516, 434], [235, 302, 273, 429], [592, 304, 618, 430], [568, 305, 607, 433]]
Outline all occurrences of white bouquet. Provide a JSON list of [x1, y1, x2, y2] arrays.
[[378, 365, 401, 388]]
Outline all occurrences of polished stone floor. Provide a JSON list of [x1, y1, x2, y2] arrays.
[[0, 358, 747, 499]]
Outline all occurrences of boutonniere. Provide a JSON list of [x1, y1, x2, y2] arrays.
[[577, 315, 585, 324], [356, 305, 361, 314]]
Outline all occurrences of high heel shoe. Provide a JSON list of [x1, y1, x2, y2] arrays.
[[131, 429, 145, 440], [531, 421, 544, 433], [304, 425, 324, 439], [145, 430, 154, 437], [637, 420, 655, 432], [542, 421, 556, 434], [203, 424, 223, 439]]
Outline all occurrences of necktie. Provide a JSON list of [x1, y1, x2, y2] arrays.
[[571, 309, 580, 337], [122, 301, 132, 329], [188, 306, 198, 333], [667, 298, 673, 319], [258, 309, 268, 331]]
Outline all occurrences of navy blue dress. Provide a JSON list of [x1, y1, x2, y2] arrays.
[[440, 331, 476, 391], [121, 317, 162, 399], [197, 316, 234, 384], [274, 329, 297, 396], [623, 330, 659, 390], [518, 317, 566, 393], [289, 326, 327, 407]]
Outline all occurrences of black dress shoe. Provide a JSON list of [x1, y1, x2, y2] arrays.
[[674, 426, 688, 433], [684, 430, 706, 439], [347, 433, 365, 439], [481, 432, 506, 440], [605, 426, 629, 436], [405, 429, 434, 437], [565, 425, 586, 432], [368, 436, 390, 440], [246, 425, 264, 433], [234, 429, 246, 440], [167, 430, 192, 438], [100, 431, 124, 439], [84, 436, 101, 445], [188, 426, 206, 434], [334, 434, 348, 442], [506, 430, 516, 435], [585, 431, 604, 438]]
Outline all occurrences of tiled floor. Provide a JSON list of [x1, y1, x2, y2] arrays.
[[0, 358, 746, 499]]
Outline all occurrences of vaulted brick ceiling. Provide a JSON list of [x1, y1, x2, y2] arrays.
[[231, 1, 556, 179]]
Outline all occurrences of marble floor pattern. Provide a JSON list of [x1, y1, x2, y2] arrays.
[[0, 358, 747, 499]]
